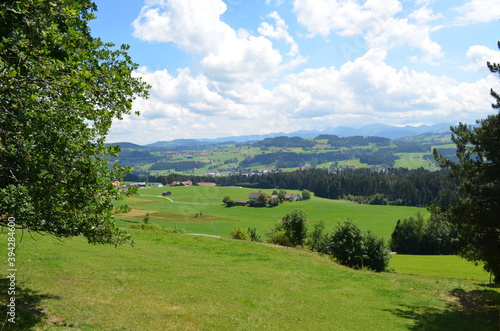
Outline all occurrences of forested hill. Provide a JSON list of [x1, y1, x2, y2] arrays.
[[112, 132, 455, 178]]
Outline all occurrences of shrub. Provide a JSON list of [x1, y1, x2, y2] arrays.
[[328, 219, 366, 269], [306, 221, 329, 253], [222, 196, 236, 207], [390, 212, 457, 254], [266, 228, 291, 246], [364, 231, 390, 272], [247, 227, 262, 242], [281, 208, 308, 246], [301, 189, 312, 200], [230, 227, 249, 240]]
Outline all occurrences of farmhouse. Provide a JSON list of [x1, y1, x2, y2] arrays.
[[129, 182, 146, 188], [248, 192, 261, 200], [180, 181, 193, 186], [285, 193, 300, 201], [162, 191, 172, 196], [150, 182, 163, 188], [234, 199, 248, 206]]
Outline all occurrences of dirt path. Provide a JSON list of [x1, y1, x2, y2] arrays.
[[140, 194, 219, 205]]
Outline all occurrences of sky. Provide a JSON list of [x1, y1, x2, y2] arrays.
[[89, 0, 500, 144]]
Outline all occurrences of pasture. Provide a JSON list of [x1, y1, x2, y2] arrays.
[[115, 186, 428, 239], [1, 231, 497, 330]]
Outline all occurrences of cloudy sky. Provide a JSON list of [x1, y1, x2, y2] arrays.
[[90, 0, 500, 144]]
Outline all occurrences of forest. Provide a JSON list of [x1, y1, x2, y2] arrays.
[[154, 167, 460, 207]]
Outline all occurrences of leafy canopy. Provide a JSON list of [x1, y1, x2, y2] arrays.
[[0, 0, 149, 244], [433, 41, 500, 283]]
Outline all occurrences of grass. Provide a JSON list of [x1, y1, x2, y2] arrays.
[[116, 186, 427, 239], [1, 231, 498, 330], [390, 255, 490, 282]]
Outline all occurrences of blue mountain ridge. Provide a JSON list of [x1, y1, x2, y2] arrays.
[[138, 123, 453, 148]]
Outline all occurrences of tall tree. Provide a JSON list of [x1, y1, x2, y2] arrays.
[[433, 41, 500, 283], [0, 0, 149, 244]]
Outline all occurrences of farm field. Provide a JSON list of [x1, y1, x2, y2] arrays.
[[1, 230, 497, 330], [114, 186, 428, 239]]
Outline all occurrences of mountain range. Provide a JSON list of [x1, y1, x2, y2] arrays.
[[118, 123, 453, 148]]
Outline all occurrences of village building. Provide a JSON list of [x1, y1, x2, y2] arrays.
[[129, 182, 146, 188]]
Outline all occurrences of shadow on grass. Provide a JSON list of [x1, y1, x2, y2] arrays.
[[0, 278, 60, 330], [388, 286, 500, 330]]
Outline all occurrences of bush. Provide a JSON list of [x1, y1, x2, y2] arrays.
[[266, 228, 291, 246], [328, 219, 366, 269], [328, 219, 390, 272], [247, 227, 262, 242], [390, 212, 457, 254], [364, 231, 390, 272], [230, 227, 249, 240], [281, 208, 308, 246], [222, 196, 236, 207], [301, 189, 312, 200], [306, 221, 329, 253]]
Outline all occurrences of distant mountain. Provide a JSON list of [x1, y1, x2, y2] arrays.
[[322, 123, 452, 139], [123, 123, 454, 147]]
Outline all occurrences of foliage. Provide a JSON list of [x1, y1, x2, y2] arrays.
[[363, 231, 391, 272], [230, 227, 249, 240], [266, 208, 308, 247], [305, 221, 329, 253], [328, 219, 367, 269], [268, 197, 280, 207], [301, 189, 311, 200], [247, 227, 262, 242], [328, 219, 390, 272], [281, 208, 308, 247], [0, 0, 149, 244], [433, 41, 500, 283], [143, 213, 150, 224], [248, 192, 268, 207], [222, 196, 236, 207], [390, 212, 457, 255]]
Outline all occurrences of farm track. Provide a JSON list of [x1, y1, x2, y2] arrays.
[[140, 194, 220, 205]]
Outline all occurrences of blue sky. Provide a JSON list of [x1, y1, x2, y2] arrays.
[[89, 0, 500, 144]]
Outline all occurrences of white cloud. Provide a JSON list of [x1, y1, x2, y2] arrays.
[[272, 49, 494, 126], [292, 0, 443, 63], [453, 0, 500, 25], [462, 45, 500, 72], [132, 0, 302, 83], [408, 6, 443, 24], [258, 11, 299, 57]]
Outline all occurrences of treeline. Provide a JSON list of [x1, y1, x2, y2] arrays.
[[240, 149, 400, 168], [253, 136, 316, 148], [156, 168, 460, 207], [316, 134, 391, 147]]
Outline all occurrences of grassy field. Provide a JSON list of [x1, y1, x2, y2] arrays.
[[114, 186, 428, 239], [1, 230, 498, 330]]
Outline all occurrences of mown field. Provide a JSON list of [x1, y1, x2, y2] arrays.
[[114, 186, 428, 240], [1, 185, 497, 330], [1, 230, 497, 330]]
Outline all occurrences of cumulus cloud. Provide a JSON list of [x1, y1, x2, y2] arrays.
[[453, 0, 500, 25], [272, 49, 494, 126], [258, 11, 299, 57], [461, 45, 500, 72], [292, 0, 443, 63], [132, 0, 302, 83]]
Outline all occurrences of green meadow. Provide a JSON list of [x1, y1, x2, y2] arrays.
[[115, 186, 427, 240], [1, 185, 498, 330], [1, 230, 497, 330]]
